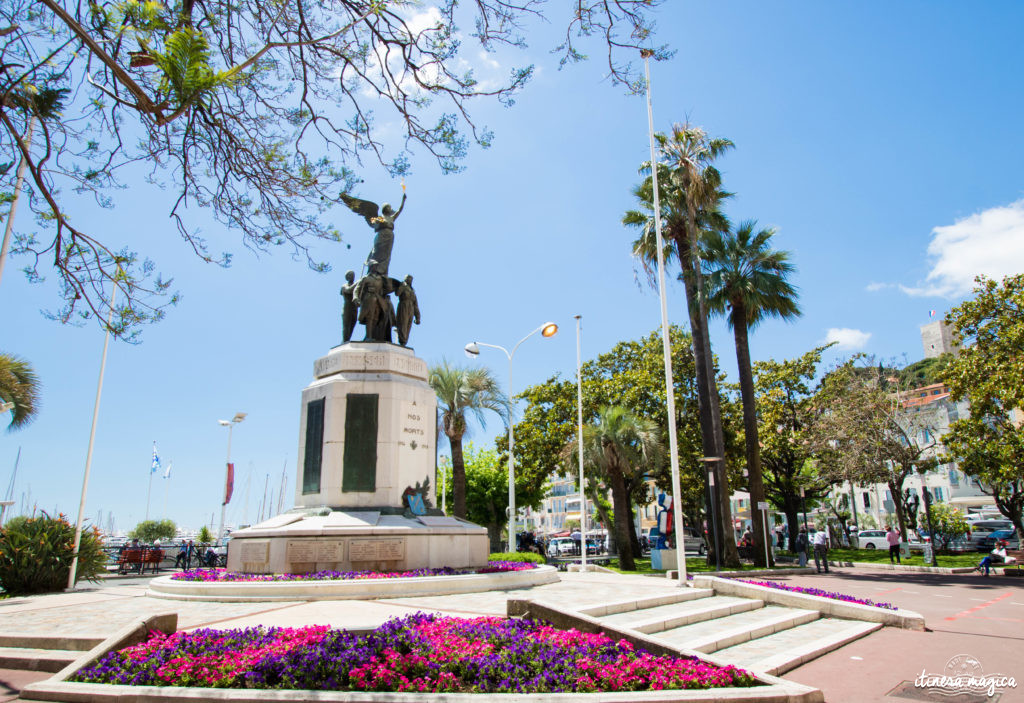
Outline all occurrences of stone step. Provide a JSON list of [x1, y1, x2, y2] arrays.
[[710, 617, 883, 675], [576, 588, 714, 617], [0, 634, 102, 652], [653, 605, 821, 653], [598, 595, 763, 634], [0, 646, 81, 672]]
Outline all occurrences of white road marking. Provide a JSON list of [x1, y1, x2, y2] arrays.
[[903, 590, 919, 594], [969, 598, 987, 602], [850, 656, 864, 660], [934, 595, 953, 598], [1011, 602, 1024, 606]]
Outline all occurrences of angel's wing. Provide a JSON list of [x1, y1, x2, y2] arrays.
[[340, 193, 380, 220]]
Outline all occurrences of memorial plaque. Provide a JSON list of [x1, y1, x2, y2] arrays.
[[286, 541, 317, 563], [302, 398, 325, 494], [315, 541, 344, 562], [350, 539, 405, 561], [343, 394, 378, 492], [239, 540, 270, 563]]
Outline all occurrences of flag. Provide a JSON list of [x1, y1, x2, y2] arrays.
[[929, 310, 936, 317], [151, 442, 161, 475], [224, 462, 234, 505], [163, 461, 172, 479]]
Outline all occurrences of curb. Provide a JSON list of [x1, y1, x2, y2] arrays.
[[145, 564, 560, 602], [666, 568, 817, 580]]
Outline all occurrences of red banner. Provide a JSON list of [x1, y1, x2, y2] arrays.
[[224, 462, 234, 505]]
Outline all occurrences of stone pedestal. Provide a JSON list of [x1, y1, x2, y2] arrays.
[[295, 343, 436, 509], [226, 343, 488, 575]]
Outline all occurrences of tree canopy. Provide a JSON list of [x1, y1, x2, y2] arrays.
[[4, 0, 668, 337]]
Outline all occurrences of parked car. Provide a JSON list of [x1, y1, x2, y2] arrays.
[[855, 529, 889, 550], [546, 537, 576, 557], [967, 520, 1014, 549], [681, 526, 707, 555], [909, 531, 973, 553], [976, 529, 1020, 551]]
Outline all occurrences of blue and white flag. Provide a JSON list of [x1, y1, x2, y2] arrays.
[[163, 461, 172, 479], [151, 442, 161, 475]]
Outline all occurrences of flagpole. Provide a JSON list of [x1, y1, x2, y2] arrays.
[[67, 275, 118, 590], [642, 50, 687, 586], [145, 442, 156, 522], [161, 462, 172, 520]]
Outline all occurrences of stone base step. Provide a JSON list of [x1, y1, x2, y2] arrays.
[[598, 595, 763, 634], [0, 646, 80, 672], [654, 605, 821, 653], [0, 634, 102, 652], [576, 587, 714, 617], [711, 617, 883, 675]]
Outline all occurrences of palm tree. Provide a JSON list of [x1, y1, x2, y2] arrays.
[[0, 353, 40, 431], [428, 361, 507, 520], [565, 406, 663, 571], [702, 221, 801, 566], [624, 122, 741, 567]]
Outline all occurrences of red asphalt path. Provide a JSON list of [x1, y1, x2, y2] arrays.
[[766, 566, 1024, 702]]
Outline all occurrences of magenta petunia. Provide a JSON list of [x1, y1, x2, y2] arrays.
[[735, 579, 898, 610], [170, 560, 537, 582]]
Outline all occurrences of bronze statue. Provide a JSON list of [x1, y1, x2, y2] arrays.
[[340, 189, 407, 278], [340, 270, 358, 343], [395, 275, 421, 347], [353, 273, 395, 343]]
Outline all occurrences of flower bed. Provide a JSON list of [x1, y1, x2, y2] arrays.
[[171, 560, 536, 582], [736, 579, 898, 610], [69, 614, 760, 693]]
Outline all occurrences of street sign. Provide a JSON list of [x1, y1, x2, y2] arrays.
[[758, 501, 769, 510]]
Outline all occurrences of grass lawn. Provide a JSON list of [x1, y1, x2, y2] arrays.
[[823, 548, 983, 569], [603, 557, 801, 575]]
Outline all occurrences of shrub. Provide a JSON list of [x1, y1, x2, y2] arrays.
[[196, 526, 213, 545], [0, 512, 107, 594], [489, 551, 545, 564]]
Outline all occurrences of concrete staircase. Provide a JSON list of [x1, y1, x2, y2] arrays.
[[0, 635, 101, 673], [577, 588, 881, 676]]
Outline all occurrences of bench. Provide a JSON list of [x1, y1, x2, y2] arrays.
[[116, 547, 165, 574], [1003, 549, 1023, 577]]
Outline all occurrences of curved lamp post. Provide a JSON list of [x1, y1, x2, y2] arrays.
[[465, 321, 558, 552]]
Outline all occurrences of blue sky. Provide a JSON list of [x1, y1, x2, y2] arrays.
[[3, 2, 1024, 533]]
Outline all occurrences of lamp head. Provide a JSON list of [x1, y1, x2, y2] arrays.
[[218, 420, 231, 426], [464, 342, 480, 358], [541, 322, 558, 338], [232, 412, 247, 423]]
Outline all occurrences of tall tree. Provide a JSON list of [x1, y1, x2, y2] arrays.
[[0, 353, 40, 430], [753, 346, 832, 550], [428, 361, 507, 520], [702, 221, 800, 566], [625, 123, 741, 567], [565, 406, 663, 571], [942, 275, 1024, 536], [3, 0, 668, 336]]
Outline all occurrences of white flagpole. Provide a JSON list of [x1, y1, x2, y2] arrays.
[[67, 276, 118, 590], [145, 442, 155, 522], [575, 315, 587, 572], [642, 50, 687, 586]]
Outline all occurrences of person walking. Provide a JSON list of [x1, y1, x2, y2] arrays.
[[885, 525, 902, 564], [812, 526, 830, 573], [796, 527, 809, 567]]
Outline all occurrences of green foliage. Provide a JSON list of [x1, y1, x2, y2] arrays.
[[0, 353, 41, 430], [196, 526, 213, 544], [152, 28, 232, 109], [942, 275, 1024, 535], [898, 354, 953, 389], [438, 443, 543, 551], [129, 519, 176, 543], [488, 552, 545, 564], [920, 503, 969, 552], [0, 513, 107, 594]]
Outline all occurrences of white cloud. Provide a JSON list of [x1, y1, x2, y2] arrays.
[[902, 199, 1024, 298], [865, 281, 893, 292], [823, 327, 872, 350]]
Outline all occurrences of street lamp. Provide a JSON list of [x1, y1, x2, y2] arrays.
[[465, 322, 558, 552], [217, 412, 247, 542], [574, 315, 586, 572]]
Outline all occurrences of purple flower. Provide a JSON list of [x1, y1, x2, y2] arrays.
[[735, 579, 898, 610]]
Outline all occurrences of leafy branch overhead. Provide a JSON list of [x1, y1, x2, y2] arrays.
[[2, 0, 668, 338]]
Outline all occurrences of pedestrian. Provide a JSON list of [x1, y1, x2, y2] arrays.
[[976, 540, 1016, 577], [796, 527, 809, 567], [812, 525, 830, 573], [885, 525, 902, 564]]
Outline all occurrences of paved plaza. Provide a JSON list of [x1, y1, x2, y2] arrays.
[[0, 567, 1020, 702]]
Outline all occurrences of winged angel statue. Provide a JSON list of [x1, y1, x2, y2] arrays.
[[339, 190, 407, 278]]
